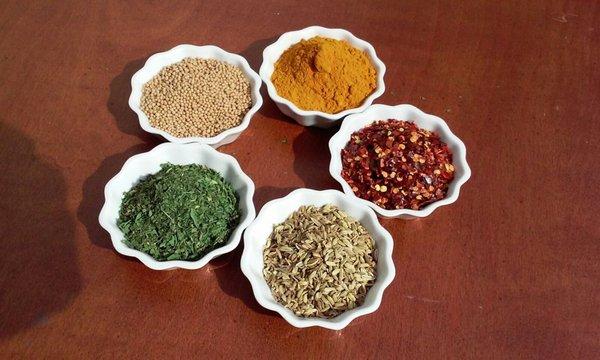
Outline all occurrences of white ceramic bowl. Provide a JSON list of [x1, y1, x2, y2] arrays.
[[129, 44, 263, 148], [240, 188, 395, 330], [98, 143, 256, 270], [260, 26, 386, 128], [329, 104, 471, 219]]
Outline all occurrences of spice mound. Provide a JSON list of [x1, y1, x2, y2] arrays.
[[271, 36, 377, 114], [141, 58, 252, 138], [263, 204, 377, 318], [341, 120, 455, 210], [117, 163, 240, 261]]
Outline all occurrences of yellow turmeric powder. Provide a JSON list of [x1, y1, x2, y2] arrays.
[[271, 36, 377, 114]]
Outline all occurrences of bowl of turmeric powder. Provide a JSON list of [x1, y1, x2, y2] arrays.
[[260, 26, 386, 128]]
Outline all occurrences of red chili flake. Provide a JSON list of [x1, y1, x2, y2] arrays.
[[341, 119, 455, 210]]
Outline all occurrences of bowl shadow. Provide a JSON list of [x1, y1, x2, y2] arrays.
[[254, 185, 298, 210], [107, 56, 160, 142], [211, 185, 297, 316], [292, 127, 341, 190], [210, 245, 274, 317], [240, 36, 296, 125]]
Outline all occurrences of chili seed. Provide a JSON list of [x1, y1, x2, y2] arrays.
[[340, 119, 455, 210]]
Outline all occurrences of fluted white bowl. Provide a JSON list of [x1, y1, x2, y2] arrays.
[[129, 44, 263, 148], [260, 26, 386, 128], [329, 104, 471, 219], [99, 143, 256, 270], [241, 188, 395, 330]]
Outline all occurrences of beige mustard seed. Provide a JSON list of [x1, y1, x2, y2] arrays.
[[263, 204, 377, 319], [140, 58, 252, 138]]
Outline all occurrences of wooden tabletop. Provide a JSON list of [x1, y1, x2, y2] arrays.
[[1, 1, 599, 358]]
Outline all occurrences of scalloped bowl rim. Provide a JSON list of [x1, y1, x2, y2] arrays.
[[128, 44, 263, 145], [259, 26, 386, 121], [98, 142, 256, 270], [240, 188, 395, 330], [328, 104, 471, 218]]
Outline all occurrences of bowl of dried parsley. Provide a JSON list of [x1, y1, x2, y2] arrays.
[[99, 143, 255, 270], [329, 104, 471, 219], [241, 188, 395, 330]]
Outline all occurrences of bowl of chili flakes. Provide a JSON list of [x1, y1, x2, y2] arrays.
[[328, 104, 471, 219]]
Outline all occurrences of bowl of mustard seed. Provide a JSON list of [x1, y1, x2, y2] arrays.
[[129, 44, 263, 148]]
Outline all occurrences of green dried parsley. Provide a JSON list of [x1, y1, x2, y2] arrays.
[[117, 163, 240, 261]]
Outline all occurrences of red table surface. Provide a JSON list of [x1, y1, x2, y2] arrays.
[[1, 1, 599, 358]]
